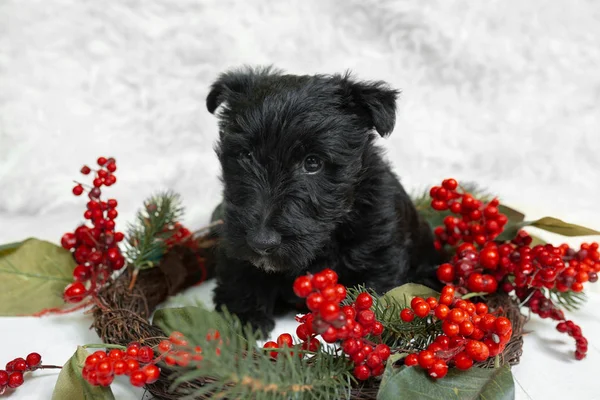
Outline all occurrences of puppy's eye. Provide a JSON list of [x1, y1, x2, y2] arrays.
[[303, 155, 323, 174], [238, 151, 252, 160]]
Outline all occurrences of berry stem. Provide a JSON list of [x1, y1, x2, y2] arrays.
[[38, 365, 63, 370], [30, 300, 94, 317], [461, 292, 488, 300]]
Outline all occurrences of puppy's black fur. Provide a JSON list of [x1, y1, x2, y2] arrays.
[[208, 66, 441, 335]]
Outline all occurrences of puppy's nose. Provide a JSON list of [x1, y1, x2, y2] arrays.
[[247, 228, 281, 255]]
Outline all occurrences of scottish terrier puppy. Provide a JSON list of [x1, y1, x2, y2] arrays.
[[207, 66, 441, 335]]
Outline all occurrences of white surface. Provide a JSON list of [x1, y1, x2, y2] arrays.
[[1, 0, 600, 399]]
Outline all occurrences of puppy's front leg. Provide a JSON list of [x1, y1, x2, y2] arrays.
[[213, 255, 279, 337]]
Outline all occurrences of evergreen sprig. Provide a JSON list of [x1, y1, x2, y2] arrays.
[[154, 305, 354, 400], [546, 288, 587, 312], [125, 191, 184, 270], [344, 286, 441, 352]]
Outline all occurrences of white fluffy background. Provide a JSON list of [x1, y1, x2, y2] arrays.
[[1, 1, 600, 399]]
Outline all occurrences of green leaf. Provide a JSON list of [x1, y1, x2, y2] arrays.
[[152, 306, 199, 334], [377, 364, 514, 400], [497, 205, 525, 223], [527, 217, 600, 237], [52, 346, 115, 400], [379, 353, 406, 391], [0, 238, 75, 316], [381, 283, 440, 307]]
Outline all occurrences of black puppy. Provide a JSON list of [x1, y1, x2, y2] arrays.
[[207, 66, 441, 335]]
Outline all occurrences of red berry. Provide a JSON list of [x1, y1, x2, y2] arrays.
[[64, 282, 87, 303], [460, 320, 475, 336], [73, 184, 84, 196], [413, 302, 431, 318], [454, 352, 473, 370], [106, 163, 117, 173], [321, 268, 338, 286], [404, 354, 419, 366], [556, 322, 568, 333], [296, 324, 310, 341], [61, 232, 78, 249], [73, 265, 91, 282], [480, 248, 499, 269], [311, 272, 328, 290], [434, 304, 450, 320], [25, 353, 41, 368], [13, 359, 27, 372], [428, 359, 448, 379], [436, 263, 455, 283], [372, 321, 384, 336], [375, 344, 391, 361], [113, 360, 127, 376], [333, 284, 347, 302], [137, 346, 154, 363], [355, 292, 373, 310], [130, 370, 147, 387], [0, 370, 8, 386], [475, 303, 488, 315], [126, 359, 140, 374], [342, 339, 360, 355], [400, 308, 415, 322], [366, 353, 382, 369], [108, 349, 125, 360], [277, 333, 294, 348], [426, 297, 438, 310], [306, 293, 325, 312], [418, 350, 435, 369], [466, 340, 490, 362], [263, 341, 279, 358], [97, 157, 108, 166], [467, 273, 485, 292], [107, 209, 118, 220], [8, 371, 24, 388], [353, 364, 371, 381], [448, 309, 466, 324], [293, 276, 313, 298], [96, 360, 112, 376], [320, 302, 341, 323], [575, 351, 586, 360], [321, 286, 338, 302], [494, 317, 512, 336], [358, 309, 376, 326], [442, 321, 460, 337], [81, 165, 91, 175], [142, 364, 160, 384], [410, 297, 425, 310], [442, 179, 458, 190], [321, 326, 338, 343]]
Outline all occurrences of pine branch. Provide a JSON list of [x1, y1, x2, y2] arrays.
[[546, 288, 587, 312], [154, 305, 354, 400], [344, 286, 442, 352], [124, 191, 184, 270]]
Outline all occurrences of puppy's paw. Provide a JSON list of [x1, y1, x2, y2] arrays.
[[235, 312, 275, 338]]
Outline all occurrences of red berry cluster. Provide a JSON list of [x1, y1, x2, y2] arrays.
[[430, 179, 598, 361], [523, 289, 588, 359], [1, 353, 42, 394], [163, 222, 195, 250], [430, 179, 508, 249], [82, 343, 160, 388], [157, 331, 216, 366], [286, 270, 390, 381], [61, 157, 125, 304], [436, 243, 500, 294], [401, 286, 512, 379]]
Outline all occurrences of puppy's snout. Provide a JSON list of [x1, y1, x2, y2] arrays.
[[246, 228, 281, 255]]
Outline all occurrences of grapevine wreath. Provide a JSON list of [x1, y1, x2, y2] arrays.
[[0, 157, 598, 399]]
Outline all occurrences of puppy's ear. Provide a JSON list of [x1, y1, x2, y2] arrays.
[[206, 66, 281, 114], [343, 75, 400, 137]]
